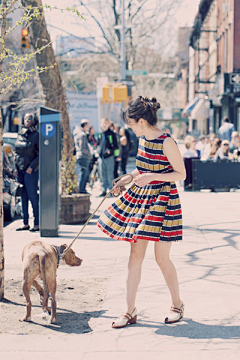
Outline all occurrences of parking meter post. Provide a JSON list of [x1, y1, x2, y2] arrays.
[[39, 107, 61, 237]]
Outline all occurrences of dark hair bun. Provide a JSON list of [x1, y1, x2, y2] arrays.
[[122, 95, 161, 127], [149, 97, 161, 112], [139, 96, 161, 113]]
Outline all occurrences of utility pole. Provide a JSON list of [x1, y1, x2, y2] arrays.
[[121, 0, 126, 80]]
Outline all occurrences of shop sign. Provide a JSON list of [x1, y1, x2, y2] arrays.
[[225, 73, 240, 96]]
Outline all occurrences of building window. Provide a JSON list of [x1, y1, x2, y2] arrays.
[[6, 18, 13, 29], [0, 18, 13, 29]]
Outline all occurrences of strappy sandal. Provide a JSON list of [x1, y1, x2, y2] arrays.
[[165, 303, 184, 324], [112, 308, 137, 328]]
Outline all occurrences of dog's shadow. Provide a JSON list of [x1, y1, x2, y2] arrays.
[[3, 298, 105, 334], [30, 308, 107, 334]]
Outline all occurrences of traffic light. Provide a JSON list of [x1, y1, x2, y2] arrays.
[[112, 85, 128, 102], [102, 85, 110, 103], [101, 84, 128, 103], [21, 28, 30, 49]]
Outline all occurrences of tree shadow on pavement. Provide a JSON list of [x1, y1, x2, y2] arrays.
[[155, 319, 240, 339]]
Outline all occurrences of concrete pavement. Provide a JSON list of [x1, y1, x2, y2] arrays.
[[1, 159, 240, 359]]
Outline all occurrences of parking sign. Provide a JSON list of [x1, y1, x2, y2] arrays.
[[41, 123, 56, 138]]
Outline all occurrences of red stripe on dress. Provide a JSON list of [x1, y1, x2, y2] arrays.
[[108, 207, 127, 222], [138, 150, 168, 162], [165, 209, 181, 215], [160, 230, 182, 237]]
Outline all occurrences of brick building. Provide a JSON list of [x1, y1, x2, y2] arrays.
[[186, 0, 240, 135]]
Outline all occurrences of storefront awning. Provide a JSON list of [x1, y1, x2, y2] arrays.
[[191, 98, 208, 120], [181, 97, 200, 117]]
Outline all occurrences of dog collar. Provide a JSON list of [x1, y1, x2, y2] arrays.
[[51, 245, 61, 268]]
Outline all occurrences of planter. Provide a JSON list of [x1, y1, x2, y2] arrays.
[[61, 193, 91, 224]]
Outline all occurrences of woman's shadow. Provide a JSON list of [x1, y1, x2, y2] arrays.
[[155, 318, 240, 339]]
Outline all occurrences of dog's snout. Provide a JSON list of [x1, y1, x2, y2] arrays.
[[72, 257, 82, 266]]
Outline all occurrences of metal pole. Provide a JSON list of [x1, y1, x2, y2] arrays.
[[121, 0, 126, 80]]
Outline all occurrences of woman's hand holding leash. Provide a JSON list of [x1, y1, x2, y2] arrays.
[[111, 174, 133, 197], [62, 174, 133, 259]]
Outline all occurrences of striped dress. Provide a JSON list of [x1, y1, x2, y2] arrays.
[[97, 133, 182, 243]]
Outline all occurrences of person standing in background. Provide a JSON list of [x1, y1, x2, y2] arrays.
[[97, 118, 119, 196], [229, 131, 239, 153], [196, 135, 205, 157], [87, 126, 97, 148], [74, 119, 92, 194], [119, 127, 131, 174], [218, 117, 235, 141], [113, 123, 121, 179], [14, 113, 39, 232]]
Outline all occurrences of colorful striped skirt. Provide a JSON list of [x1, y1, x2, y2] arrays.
[[97, 181, 182, 243]]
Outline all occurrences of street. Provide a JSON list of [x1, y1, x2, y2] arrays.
[[1, 158, 240, 360]]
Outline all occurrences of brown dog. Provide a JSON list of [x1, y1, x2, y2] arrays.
[[21, 241, 82, 324]]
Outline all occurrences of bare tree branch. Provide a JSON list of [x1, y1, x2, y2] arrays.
[[78, 0, 114, 53]]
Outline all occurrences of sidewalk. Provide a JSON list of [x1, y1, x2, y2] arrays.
[[1, 161, 240, 359]]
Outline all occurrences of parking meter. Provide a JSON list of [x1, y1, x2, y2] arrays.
[[39, 106, 61, 237]]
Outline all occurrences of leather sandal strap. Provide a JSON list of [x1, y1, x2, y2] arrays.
[[119, 313, 131, 320], [170, 308, 181, 314], [170, 305, 184, 313]]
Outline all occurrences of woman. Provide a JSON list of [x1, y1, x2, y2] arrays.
[[233, 138, 240, 161], [214, 139, 232, 160], [97, 96, 186, 328], [207, 137, 221, 160], [119, 127, 131, 174], [13, 112, 39, 231], [190, 136, 201, 157], [87, 126, 97, 148], [183, 135, 198, 158]]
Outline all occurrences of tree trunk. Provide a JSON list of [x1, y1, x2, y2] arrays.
[[0, 0, 7, 301], [0, 112, 4, 300], [21, 0, 73, 159]]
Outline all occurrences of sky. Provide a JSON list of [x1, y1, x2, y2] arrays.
[[44, 0, 201, 50]]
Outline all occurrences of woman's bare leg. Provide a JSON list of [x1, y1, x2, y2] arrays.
[[125, 240, 149, 314], [154, 241, 182, 308]]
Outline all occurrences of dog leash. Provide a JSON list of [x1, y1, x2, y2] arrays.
[[61, 174, 133, 259]]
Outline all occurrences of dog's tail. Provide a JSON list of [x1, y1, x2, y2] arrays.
[[39, 256, 51, 299]]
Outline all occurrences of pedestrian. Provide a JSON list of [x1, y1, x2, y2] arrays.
[[113, 123, 121, 179], [14, 112, 39, 232], [87, 126, 97, 148], [119, 127, 131, 174], [196, 135, 205, 157], [97, 96, 186, 327], [229, 131, 240, 153], [233, 140, 240, 161], [218, 116, 235, 141], [97, 118, 119, 197], [207, 137, 221, 160], [74, 119, 92, 194], [201, 133, 215, 160], [214, 139, 233, 160], [183, 135, 199, 158]]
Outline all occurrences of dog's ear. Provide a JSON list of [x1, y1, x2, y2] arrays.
[[60, 244, 67, 254]]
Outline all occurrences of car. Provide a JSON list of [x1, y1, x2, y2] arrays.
[[2, 143, 21, 221], [3, 132, 18, 148]]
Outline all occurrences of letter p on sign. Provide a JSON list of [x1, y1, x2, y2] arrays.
[[41, 122, 56, 138]]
